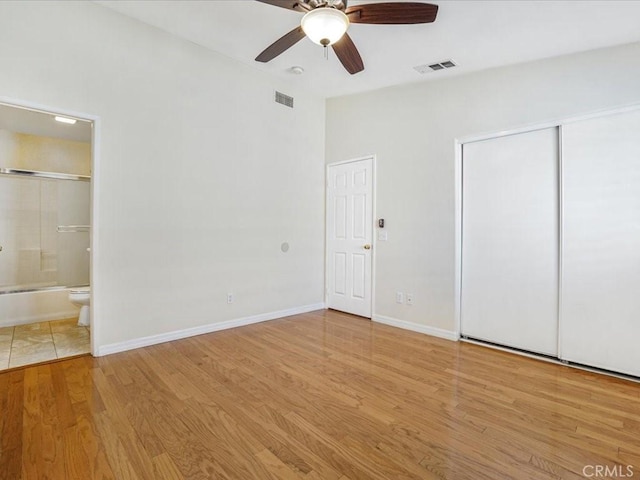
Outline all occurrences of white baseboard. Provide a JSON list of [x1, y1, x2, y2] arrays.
[[372, 314, 459, 341], [0, 310, 80, 328], [96, 302, 326, 357]]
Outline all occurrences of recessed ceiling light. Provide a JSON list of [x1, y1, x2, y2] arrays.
[[289, 66, 305, 75], [54, 116, 77, 125]]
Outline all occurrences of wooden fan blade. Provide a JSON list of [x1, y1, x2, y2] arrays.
[[254, 0, 310, 12], [346, 2, 438, 24], [255, 26, 306, 63], [332, 33, 364, 75]]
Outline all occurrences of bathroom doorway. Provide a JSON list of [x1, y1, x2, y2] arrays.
[[0, 102, 94, 370]]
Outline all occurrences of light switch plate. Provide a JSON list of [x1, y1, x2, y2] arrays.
[[378, 231, 388, 241]]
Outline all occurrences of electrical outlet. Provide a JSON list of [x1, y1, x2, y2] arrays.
[[396, 292, 404, 304], [406, 293, 414, 306], [227, 293, 234, 304]]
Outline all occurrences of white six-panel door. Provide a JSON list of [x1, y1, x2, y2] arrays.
[[461, 128, 559, 356], [326, 158, 373, 318]]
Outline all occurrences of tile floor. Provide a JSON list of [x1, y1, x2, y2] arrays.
[[0, 318, 90, 371]]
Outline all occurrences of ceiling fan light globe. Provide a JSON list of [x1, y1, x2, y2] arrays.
[[301, 8, 349, 46]]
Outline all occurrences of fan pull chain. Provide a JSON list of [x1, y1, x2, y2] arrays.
[[324, 45, 328, 60]]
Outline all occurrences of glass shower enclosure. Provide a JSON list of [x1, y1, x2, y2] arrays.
[[0, 170, 90, 293]]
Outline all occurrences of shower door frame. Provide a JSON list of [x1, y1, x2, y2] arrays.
[[0, 169, 91, 294]]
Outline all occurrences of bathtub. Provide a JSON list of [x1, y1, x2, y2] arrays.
[[0, 287, 81, 328]]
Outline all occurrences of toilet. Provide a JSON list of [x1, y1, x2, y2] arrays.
[[69, 287, 90, 327]]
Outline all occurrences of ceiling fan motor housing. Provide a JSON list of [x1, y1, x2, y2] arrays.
[[306, 0, 347, 11]]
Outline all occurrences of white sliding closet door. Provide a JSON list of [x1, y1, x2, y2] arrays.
[[561, 109, 640, 377], [462, 128, 559, 356]]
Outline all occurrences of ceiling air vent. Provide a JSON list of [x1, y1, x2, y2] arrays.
[[275, 91, 294, 108], [413, 59, 457, 75]]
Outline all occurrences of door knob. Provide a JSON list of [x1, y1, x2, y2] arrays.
[[363, 244, 371, 250]]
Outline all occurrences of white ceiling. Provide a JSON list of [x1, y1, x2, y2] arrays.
[[0, 104, 92, 143], [97, 0, 640, 98]]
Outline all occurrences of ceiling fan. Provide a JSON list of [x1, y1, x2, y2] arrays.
[[255, 0, 439, 74]]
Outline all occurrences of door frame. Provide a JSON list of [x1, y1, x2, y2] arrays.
[[0, 95, 101, 357], [325, 155, 377, 319]]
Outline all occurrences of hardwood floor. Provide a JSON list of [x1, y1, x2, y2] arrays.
[[1, 309, 639, 479]]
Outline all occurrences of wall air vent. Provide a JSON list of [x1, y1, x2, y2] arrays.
[[413, 59, 457, 75], [275, 91, 294, 108]]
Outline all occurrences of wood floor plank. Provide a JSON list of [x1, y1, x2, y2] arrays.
[[282, 410, 390, 480], [254, 448, 306, 480], [0, 370, 24, 480], [21, 368, 43, 479], [62, 356, 97, 404], [249, 404, 345, 480], [152, 452, 185, 480], [51, 362, 81, 430], [2, 310, 639, 479], [37, 365, 66, 479], [73, 400, 117, 479], [91, 367, 157, 479], [62, 420, 96, 479]]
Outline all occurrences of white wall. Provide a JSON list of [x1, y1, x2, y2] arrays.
[[0, 1, 326, 352], [0, 130, 91, 175], [326, 41, 640, 335]]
